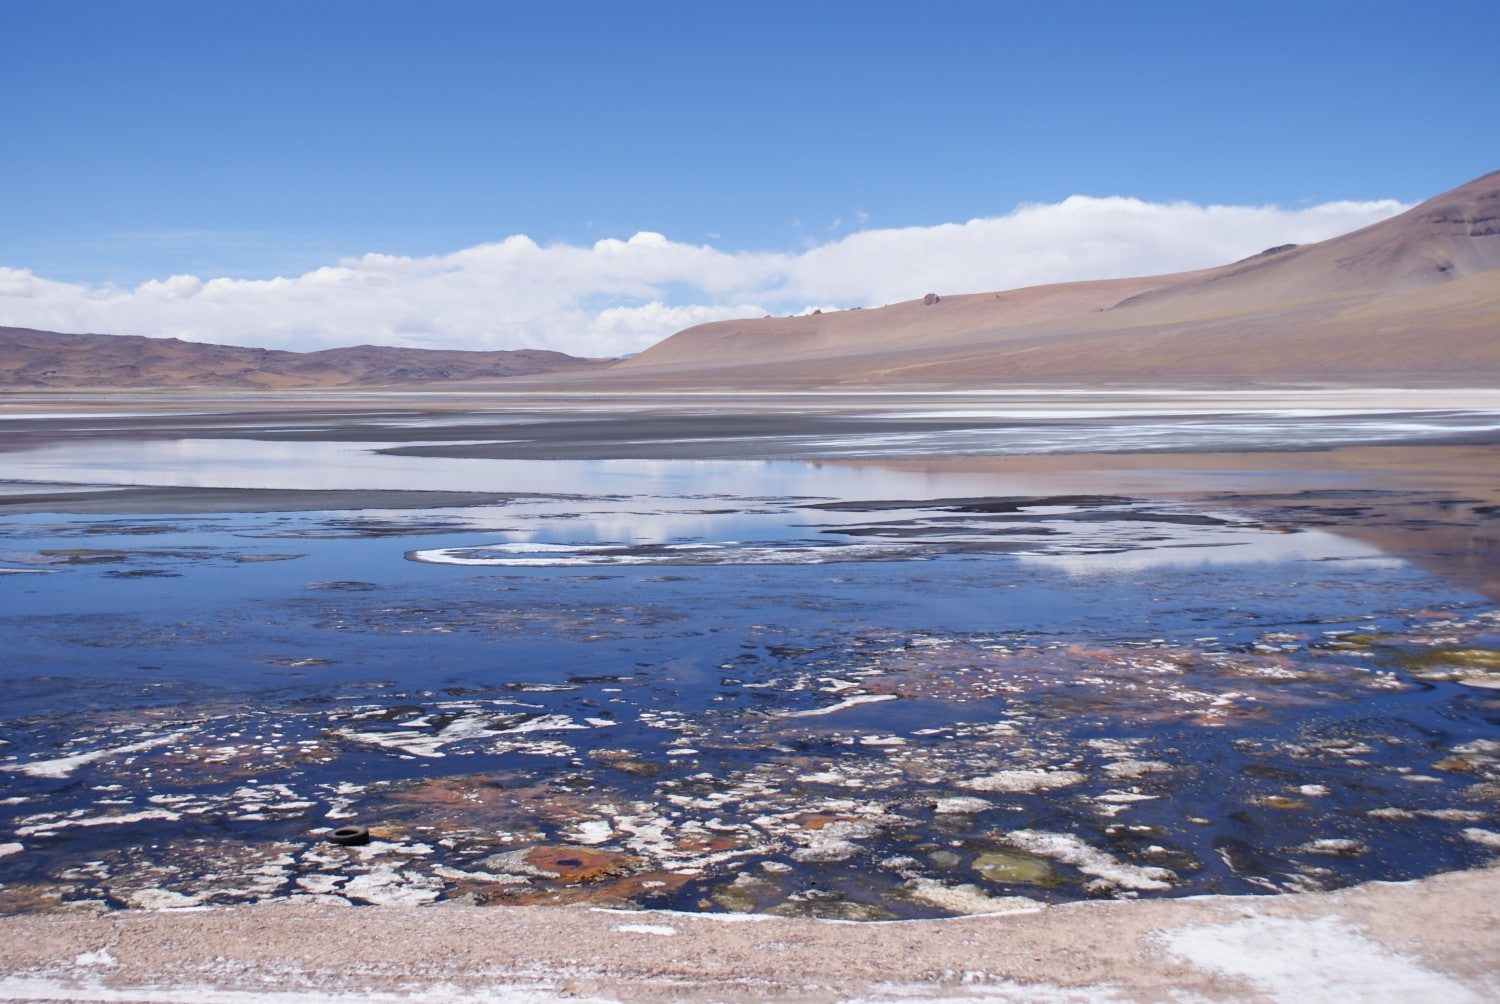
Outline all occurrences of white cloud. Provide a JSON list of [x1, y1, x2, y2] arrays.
[[0, 195, 1406, 357]]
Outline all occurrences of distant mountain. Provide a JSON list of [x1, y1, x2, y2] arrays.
[[614, 170, 1500, 386], [0, 328, 612, 388], [8, 172, 1496, 391]]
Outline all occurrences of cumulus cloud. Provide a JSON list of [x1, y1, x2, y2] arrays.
[[0, 195, 1406, 357]]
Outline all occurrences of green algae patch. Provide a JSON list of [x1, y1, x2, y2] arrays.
[[1418, 648, 1500, 669], [1251, 795, 1310, 810], [1401, 648, 1500, 684], [1322, 633, 1393, 649], [711, 872, 780, 913], [1433, 757, 1479, 773], [768, 894, 894, 921], [1343, 633, 1393, 646], [971, 850, 1056, 887]]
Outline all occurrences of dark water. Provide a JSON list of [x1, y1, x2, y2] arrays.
[[1, 417, 1498, 918]]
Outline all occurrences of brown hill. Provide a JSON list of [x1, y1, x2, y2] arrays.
[[616, 170, 1500, 386], [6, 173, 1495, 391], [0, 328, 612, 389]]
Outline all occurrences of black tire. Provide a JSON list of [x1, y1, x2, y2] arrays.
[[327, 825, 370, 846]]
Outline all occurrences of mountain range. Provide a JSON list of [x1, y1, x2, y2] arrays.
[[3, 170, 1496, 390], [614, 170, 1500, 386], [0, 329, 608, 389]]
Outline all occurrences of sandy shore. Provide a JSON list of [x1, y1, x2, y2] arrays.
[[0, 865, 1496, 1001]]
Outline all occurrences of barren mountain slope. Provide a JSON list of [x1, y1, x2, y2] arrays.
[[7, 173, 1495, 390], [614, 170, 1500, 386], [0, 328, 611, 389], [623, 272, 1211, 370], [1108, 168, 1500, 319]]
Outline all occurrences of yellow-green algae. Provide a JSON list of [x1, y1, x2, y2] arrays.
[[971, 850, 1056, 886]]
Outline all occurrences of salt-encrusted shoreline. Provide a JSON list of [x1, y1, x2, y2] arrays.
[[1, 864, 1496, 1001]]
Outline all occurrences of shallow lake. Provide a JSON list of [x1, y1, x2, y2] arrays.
[[1, 407, 1497, 918]]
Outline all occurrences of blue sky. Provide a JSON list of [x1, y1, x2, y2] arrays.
[[1, 1, 1496, 353]]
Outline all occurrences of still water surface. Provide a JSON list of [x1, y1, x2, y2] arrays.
[[1, 413, 1497, 918]]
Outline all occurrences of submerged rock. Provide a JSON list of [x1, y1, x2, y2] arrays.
[[927, 850, 962, 869]]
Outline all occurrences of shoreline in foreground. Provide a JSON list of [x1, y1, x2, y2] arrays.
[[1, 864, 1496, 1001]]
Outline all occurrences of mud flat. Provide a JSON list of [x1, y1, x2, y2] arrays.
[[0, 864, 1496, 1001]]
